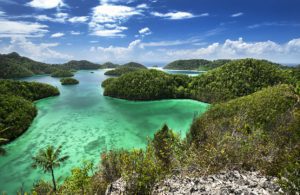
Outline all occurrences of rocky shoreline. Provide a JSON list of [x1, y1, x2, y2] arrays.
[[106, 170, 283, 195]]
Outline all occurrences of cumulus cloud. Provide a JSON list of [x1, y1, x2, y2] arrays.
[[0, 37, 72, 62], [151, 11, 196, 20], [51, 32, 64, 38], [0, 19, 48, 38], [88, 37, 300, 63], [89, 3, 143, 37], [27, 0, 65, 9]]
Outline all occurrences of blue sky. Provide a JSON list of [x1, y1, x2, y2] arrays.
[[0, 0, 299, 65]]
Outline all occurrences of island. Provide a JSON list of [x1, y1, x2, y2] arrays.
[[51, 70, 74, 78], [0, 80, 59, 142], [104, 62, 147, 76], [164, 59, 232, 71], [60, 78, 79, 85], [103, 59, 293, 103]]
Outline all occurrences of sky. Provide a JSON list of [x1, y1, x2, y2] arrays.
[[0, 0, 299, 65]]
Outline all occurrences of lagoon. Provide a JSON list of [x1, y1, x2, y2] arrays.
[[0, 70, 209, 193]]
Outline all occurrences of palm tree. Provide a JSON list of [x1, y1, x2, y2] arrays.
[[32, 145, 69, 192], [0, 127, 9, 155]]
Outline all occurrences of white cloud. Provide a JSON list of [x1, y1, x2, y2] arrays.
[[0, 37, 71, 62], [138, 27, 151, 36], [70, 31, 80, 35], [51, 32, 64, 38], [68, 16, 89, 23], [136, 4, 148, 9], [89, 3, 143, 37], [0, 19, 48, 38], [35, 12, 68, 23], [88, 37, 300, 63], [0, 11, 6, 16], [151, 11, 195, 20], [27, 0, 65, 9], [248, 22, 300, 29], [231, 12, 243, 17]]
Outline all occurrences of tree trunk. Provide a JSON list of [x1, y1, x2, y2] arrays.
[[51, 168, 57, 192]]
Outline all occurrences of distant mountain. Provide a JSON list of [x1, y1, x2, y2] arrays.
[[164, 59, 232, 70], [0, 52, 107, 79], [104, 62, 147, 76], [101, 62, 119, 69], [0, 52, 59, 78], [63, 60, 101, 70]]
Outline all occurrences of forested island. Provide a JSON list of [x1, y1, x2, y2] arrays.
[[0, 55, 299, 194], [0, 53, 118, 79], [104, 62, 147, 76], [0, 80, 59, 143], [164, 59, 232, 70], [60, 78, 79, 85]]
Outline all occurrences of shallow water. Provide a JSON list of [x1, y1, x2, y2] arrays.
[[0, 70, 209, 193]]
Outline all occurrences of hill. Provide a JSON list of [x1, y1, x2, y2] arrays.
[[0, 80, 59, 142], [62, 60, 101, 70], [103, 69, 191, 100], [0, 52, 59, 78], [100, 62, 119, 69], [188, 84, 300, 176], [104, 62, 147, 76], [103, 59, 294, 103], [164, 59, 232, 70], [189, 59, 293, 103]]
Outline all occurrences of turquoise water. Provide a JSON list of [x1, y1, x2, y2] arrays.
[[0, 70, 209, 194]]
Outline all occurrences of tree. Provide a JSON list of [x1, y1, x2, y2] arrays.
[[32, 145, 69, 192], [0, 127, 9, 155]]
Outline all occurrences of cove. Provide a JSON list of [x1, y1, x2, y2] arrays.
[[0, 70, 209, 194]]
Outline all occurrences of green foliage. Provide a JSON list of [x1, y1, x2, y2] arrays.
[[0, 80, 59, 101], [51, 70, 74, 78], [104, 67, 142, 76], [279, 161, 300, 194], [164, 59, 231, 70], [0, 80, 59, 142], [60, 78, 79, 85], [61, 161, 94, 194], [152, 124, 182, 168], [104, 62, 147, 76], [0, 52, 59, 79], [62, 60, 101, 70], [31, 180, 53, 195], [100, 62, 119, 69], [96, 125, 183, 194], [0, 95, 36, 141], [189, 58, 293, 103], [103, 69, 191, 100], [32, 145, 69, 192], [187, 84, 300, 176]]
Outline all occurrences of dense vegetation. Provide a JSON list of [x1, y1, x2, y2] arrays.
[[164, 59, 232, 70], [104, 62, 147, 76], [0, 80, 59, 142], [60, 78, 79, 85], [189, 59, 293, 103], [0, 52, 121, 79], [51, 70, 74, 78], [62, 60, 101, 70], [103, 59, 294, 103], [0, 52, 58, 78], [103, 69, 191, 100], [100, 62, 119, 69]]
